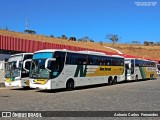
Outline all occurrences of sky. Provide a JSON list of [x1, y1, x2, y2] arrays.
[[0, 0, 159, 43]]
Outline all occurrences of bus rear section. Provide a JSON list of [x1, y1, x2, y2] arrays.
[[125, 58, 156, 81], [4, 53, 33, 88], [28, 49, 125, 90]]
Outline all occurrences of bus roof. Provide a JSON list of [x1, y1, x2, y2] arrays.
[[125, 58, 156, 62], [34, 49, 124, 58], [10, 53, 33, 57]]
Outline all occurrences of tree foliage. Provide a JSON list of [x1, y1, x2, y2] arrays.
[[99, 41, 103, 46], [144, 41, 149, 46], [24, 29, 36, 34], [78, 36, 94, 42], [49, 34, 54, 38], [69, 37, 76, 41], [106, 34, 121, 44], [144, 41, 154, 46], [61, 34, 68, 39]]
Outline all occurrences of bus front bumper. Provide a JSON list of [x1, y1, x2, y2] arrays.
[[4, 79, 30, 87], [29, 79, 51, 90]]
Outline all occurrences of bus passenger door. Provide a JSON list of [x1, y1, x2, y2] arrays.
[[125, 61, 134, 80], [50, 52, 66, 88], [125, 63, 130, 80]]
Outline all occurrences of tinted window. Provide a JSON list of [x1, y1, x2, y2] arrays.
[[24, 54, 33, 60], [66, 52, 124, 66], [104, 57, 112, 66], [135, 60, 155, 67], [33, 52, 53, 59], [53, 51, 66, 73], [66, 53, 78, 64], [77, 54, 87, 65]]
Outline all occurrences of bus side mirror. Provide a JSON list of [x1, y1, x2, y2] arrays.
[[45, 58, 56, 72], [23, 59, 32, 72], [16, 61, 20, 68]]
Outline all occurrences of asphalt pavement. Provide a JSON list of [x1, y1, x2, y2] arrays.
[[0, 78, 160, 119]]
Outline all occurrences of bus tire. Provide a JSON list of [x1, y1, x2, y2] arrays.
[[135, 75, 138, 81], [22, 86, 30, 89], [108, 76, 113, 85], [66, 79, 74, 90], [113, 76, 117, 84], [150, 74, 153, 79]]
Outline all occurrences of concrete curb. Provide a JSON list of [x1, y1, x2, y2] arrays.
[[0, 82, 5, 87]]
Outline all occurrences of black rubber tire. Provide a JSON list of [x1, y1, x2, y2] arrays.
[[113, 77, 117, 84], [66, 79, 74, 90], [108, 77, 113, 85], [150, 74, 153, 79], [135, 75, 138, 81]]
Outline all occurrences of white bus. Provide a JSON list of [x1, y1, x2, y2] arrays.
[[26, 49, 125, 90], [5, 53, 33, 88], [125, 58, 156, 81]]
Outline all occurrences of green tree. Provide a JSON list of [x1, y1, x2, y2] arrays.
[[144, 41, 149, 46], [78, 36, 93, 42], [49, 34, 54, 38], [69, 37, 76, 41], [106, 34, 121, 44], [24, 29, 36, 34], [61, 34, 68, 39], [99, 41, 103, 46]]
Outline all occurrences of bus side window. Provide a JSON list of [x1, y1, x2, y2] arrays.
[[54, 51, 66, 73], [24, 55, 33, 60], [112, 58, 116, 66], [77, 54, 87, 65], [92, 56, 97, 65], [88, 55, 92, 65], [25, 62, 30, 70], [66, 53, 77, 64], [48, 61, 59, 78]]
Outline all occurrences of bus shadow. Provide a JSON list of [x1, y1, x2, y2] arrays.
[[36, 84, 109, 93], [118, 78, 157, 85], [11, 87, 35, 91], [36, 78, 157, 93]]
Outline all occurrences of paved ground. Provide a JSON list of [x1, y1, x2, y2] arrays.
[[0, 79, 160, 120]]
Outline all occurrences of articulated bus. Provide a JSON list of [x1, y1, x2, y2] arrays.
[[5, 53, 33, 88], [125, 58, 156, 81], [26, 49, 125, 90]]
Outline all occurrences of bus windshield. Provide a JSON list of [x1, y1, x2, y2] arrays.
[[30, 52, 65, 79], [5, 61, 21, 78], [5, 55, 23, 78], [29, 59, 50, 79], [30, 52, 53, 79]]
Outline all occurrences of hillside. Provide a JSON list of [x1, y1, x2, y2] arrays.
[[0, 30, 160, 60], [104, 43, 160, 60]]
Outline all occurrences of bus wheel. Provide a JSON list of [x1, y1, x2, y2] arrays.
[[135, 75, 138, 81], [108, 77, 113, 85], [113, 76, 117, 84], [22, 86, 30, 89], [150, 74, 153, 79], [66, 79, 74, 90]]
